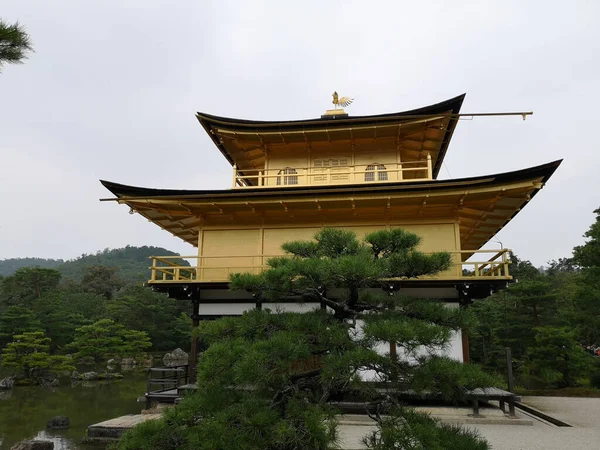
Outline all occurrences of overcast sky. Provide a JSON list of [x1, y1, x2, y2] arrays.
[[1, 0, 599, 266]]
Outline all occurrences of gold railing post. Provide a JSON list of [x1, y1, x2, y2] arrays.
[[232, 164, 238, 188], [150, 258, 156, 282], [427, 153, 432, 179], [258, 171, 263, 187], [398, 163, 403, 181]]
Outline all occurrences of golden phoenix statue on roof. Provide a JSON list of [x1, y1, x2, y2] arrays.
[[332, 91, 353, 109]]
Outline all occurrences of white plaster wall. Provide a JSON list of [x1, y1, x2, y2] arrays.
[[262, 303, 321, 313], [197, 303, 254, 315], [197, 302, 321, 315]]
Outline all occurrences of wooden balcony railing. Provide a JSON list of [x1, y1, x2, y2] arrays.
[[149, 249, 511, 284], [232, 155, 433, 188]]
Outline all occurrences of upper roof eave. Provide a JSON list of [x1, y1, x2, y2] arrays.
[[195, 94, 466, 178], [195, 94, 466, 129]]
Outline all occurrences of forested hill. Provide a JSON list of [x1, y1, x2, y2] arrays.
[[0, 257, 64, 276], [0, 246, 187, 283]]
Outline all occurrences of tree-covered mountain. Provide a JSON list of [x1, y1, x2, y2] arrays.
[[0, 258, 64, 277], [0, 246, 188, 283]]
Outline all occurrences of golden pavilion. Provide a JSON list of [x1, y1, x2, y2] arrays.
[[101, 93, 561, 367]]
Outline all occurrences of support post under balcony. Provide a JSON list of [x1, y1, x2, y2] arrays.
[[427, 153, 433, 179], [232, 164, 237, 188]]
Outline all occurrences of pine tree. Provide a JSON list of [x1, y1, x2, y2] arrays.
[[524, 327, 593, 388], [0, 18, 33, 72], [68, 319, 151, 366], [2, 331, 74, 380], [118, 228, 493, 450]]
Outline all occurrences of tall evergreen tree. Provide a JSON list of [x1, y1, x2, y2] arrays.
[[119, 228, 492, 450], [571, 207, 600, 345], [523, 327, 593, 388], [0, 305, 42, 349]]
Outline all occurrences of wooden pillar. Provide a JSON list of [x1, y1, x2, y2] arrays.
[[189, 292, 200, 383], [390, 341, 398, 381], [459, 294, 472, 364], [461, 329, 470, 364]]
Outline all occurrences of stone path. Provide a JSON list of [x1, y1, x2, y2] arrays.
[[86, 414, 161, 441]]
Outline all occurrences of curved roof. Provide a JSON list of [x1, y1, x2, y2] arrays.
[[196, 94, 466, 180], [101, 160, 561, 252]]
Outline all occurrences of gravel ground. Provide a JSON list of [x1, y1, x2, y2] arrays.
[[337, 397, 600, 450], [466, 397, 600, 450]]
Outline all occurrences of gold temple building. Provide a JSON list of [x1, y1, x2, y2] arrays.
[[101, 93, 561, 367]]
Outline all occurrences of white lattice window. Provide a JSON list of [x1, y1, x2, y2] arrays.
[[312, 158, 349, 182], [331, 158, 349, 181], [277, 167, 298, 185], [365, 163, 388, 182]]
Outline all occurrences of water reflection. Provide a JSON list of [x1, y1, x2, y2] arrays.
[[0, 371, 147, 450]]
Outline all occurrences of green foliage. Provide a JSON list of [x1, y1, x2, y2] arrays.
[[590, 360, 600, 389], [508, 253, 541, 281], [120, 228, 491, 450], [573, 208, 600, 268], [1, 331, 74, 380], [0, 305, 42, 348], [0, 267, 61, 305], [0, 245, 187, 283], [0, 18, 33, 72], [523, 327, 594, 388], [0, 245, 193, 356], [68, 319, 151, 365], [469, 266, 571, 378], [364, 407, 488, 450], [470, 208, 600, 391], [57, 245, 189, 284], [106, 286, 190, 351], [0, 257, 63, 277], [81, 265, 125, 299], [231, 228, 452, 304]]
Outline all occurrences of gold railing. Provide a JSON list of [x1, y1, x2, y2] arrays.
[[149, 249, 511, 283], [232, 155, 433, 188]]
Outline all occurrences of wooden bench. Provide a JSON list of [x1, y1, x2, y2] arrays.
[[466, 387, 520, 417]]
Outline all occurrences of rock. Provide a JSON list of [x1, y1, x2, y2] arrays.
[[0, 389, 13, 400], [120, 358, 136, 366], [0, 377, 14, 390], [10, 440, 54, 450], [82, 371, 98, 381], [163, 348, 189, 364], [46, 415, 69, 429], [49, 379, 60, 387], [107, 358, 116, 365], [70, 371, 79, 380]]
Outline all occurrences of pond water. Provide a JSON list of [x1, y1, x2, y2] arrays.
[[0, 371, 148, 449]]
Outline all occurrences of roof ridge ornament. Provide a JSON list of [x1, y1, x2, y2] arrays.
[[322, 91, 353, 118]]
